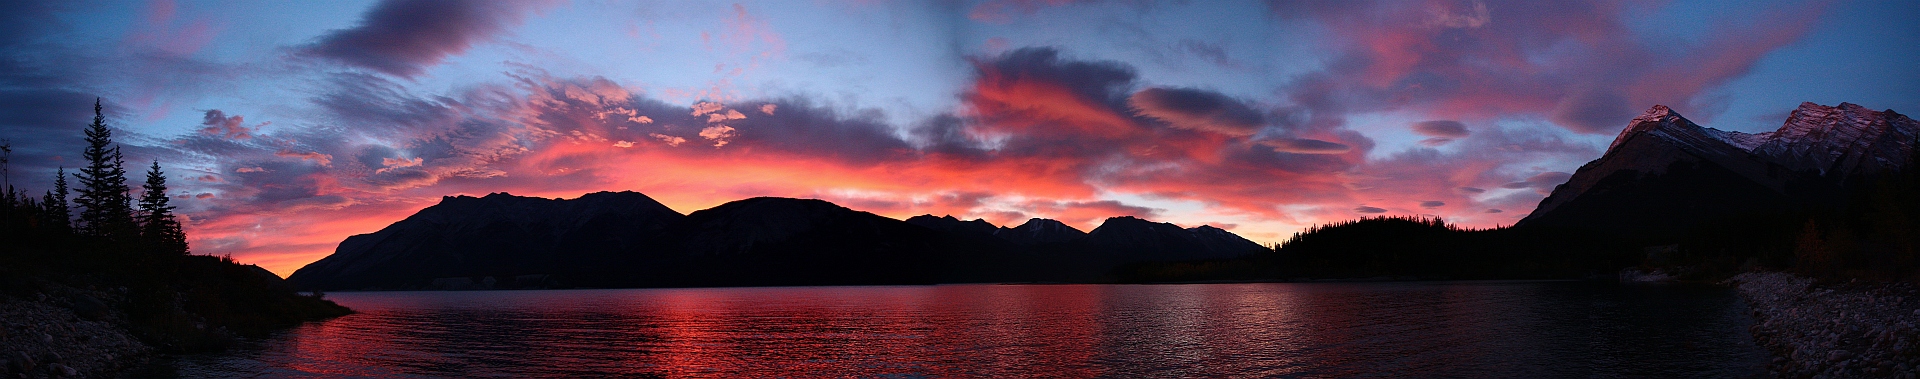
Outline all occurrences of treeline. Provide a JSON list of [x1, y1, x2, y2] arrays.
[[3, 100, 186, 256], [1121, 153, 1920, 284], [1, 100, 349, 353], [1116, 216, 1637, 283], [1666, 153, 1920, 282]]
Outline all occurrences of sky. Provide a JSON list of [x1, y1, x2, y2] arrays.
[[2, 0, 1915, 277]]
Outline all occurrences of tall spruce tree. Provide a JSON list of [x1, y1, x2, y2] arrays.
[[139, 160, 187, 254], [42, 167, 71, 233], [74, 99, 136, 240], [1, 139, 13, 206]]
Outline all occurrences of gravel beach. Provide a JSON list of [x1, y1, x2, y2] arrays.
[[1730, 272, 1920, 378], [0, 287, 152, 378]]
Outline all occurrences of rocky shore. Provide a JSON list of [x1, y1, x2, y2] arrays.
[[1730, 272, 1920, 378], [0, 288, 152, 378]]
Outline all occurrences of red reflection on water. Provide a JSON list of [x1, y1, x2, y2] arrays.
[[183, 282, 1766, 378]]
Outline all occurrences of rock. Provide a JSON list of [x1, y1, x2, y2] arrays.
[[68, 294, 109, 321], [10, 351, 33, 372], [49, 362, 76, 377], [40, 332, 52, 343], [40, 352, 60, 364]]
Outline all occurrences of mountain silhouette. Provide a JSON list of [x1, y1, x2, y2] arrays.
[[1519, 102, 1918, 237], [289, 194, 1266, 290], [288, 191, 683, 290]]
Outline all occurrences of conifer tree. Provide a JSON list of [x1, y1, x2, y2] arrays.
[[74, 99, 136, 240], [41, 167, 71, 233], [1, 139, 13, 206], [1, 137, 12, 195], [139, 161, 188, 254]]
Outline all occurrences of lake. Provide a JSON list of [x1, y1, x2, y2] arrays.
[[159, 281, 1768, 378]]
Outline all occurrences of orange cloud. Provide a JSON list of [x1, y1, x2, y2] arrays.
[[174, 47, 1611, 278]]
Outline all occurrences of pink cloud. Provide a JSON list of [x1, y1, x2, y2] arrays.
[[1272, 0, 1829, 132], [168, 36, 1683, 276]]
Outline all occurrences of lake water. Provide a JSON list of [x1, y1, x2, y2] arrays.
[[160, 281, 1768, 378]]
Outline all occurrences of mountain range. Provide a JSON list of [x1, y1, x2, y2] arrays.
[[290, 102, 1919, 289], [1520, 102, 1918, 237], [287, 193, 1267, 290], [1115, 101, 1919, 283]]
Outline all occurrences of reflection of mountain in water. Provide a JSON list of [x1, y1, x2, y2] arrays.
[[165, 283, 1769, 378]]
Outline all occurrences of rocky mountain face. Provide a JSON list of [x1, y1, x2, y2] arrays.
[[1519, 102, 1918, 236], [289, 193, 1268, 290]]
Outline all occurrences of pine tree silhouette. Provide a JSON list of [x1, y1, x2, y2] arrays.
[[41, 167, 71, 233], [74, 99, 136, 241], [139, 160, 188, 254]]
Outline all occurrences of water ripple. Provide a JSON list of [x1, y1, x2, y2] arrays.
[[162, 281, 1767, 378]]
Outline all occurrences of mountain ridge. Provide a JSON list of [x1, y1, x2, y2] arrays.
[[1521, 102, 1918, 235], [289, 192, 1269, 290]]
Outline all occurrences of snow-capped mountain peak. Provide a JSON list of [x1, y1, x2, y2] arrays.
[[1520, 101, 1918, 233], [1751, 102, 1919, 175]]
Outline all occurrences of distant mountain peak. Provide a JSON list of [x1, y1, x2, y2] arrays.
[[905, 214, 1000, 237], [1086, 216, 1264, 260], [1608, 104, 1696, 151], [995, 217, 1086, 246], [1757, 102, 1918, 176], [1520, 101, 1918, 234], [1641, 104, 1676, 118], [1012, 218, 1075, 230]]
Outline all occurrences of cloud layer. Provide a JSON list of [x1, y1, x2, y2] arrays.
[[303, 0, 554, 77], [0, 0, 1861, 276]]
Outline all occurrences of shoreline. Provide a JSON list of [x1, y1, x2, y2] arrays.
[[1728, 272, 1920, 378], [0, 289, 152, 378], [27, 271, 1912, 378]]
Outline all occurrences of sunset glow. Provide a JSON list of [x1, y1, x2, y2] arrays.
[[3, 0, 1915, 276]]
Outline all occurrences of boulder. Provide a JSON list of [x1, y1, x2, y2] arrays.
[[69, 294, 109, 321]]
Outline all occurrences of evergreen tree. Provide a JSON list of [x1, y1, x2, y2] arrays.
[[41, 167, 71, 233], [74, 98, 136, 240], [139, 160, 188, 254], [1, 139, 13, 206]]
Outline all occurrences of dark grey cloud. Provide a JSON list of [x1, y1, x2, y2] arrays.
[[972, 47, 1137, 107], [0, 1, 102, 184], [1259, 138, 1351, 154], [0, 0, 74, 89], [1353, 206, 1387, 214], [313, 72, 458, 130], [720, 97, 918, 164], [1549, 88, 1631, 134], [1265, 1, 1825, 135], [198, 110, 254, 139], [1129, 87, 1265, 136], [1501, 171, 1572, 194], [1176, 40, 1235, 68], [1411, 120, 1470, 138], [302, 0, 550, 77], [1419, 200, 1445, 208], [510, 75, 918, 165]]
